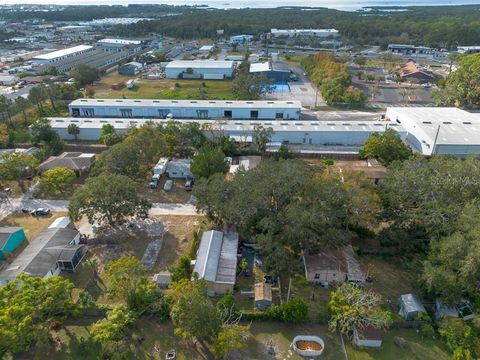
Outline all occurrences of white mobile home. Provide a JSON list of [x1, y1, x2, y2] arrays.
[[165, 60, 235, 79], [68, 99, 301, 120]]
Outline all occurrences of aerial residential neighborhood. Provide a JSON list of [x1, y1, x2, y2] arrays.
[[0, 3, 480, 360]]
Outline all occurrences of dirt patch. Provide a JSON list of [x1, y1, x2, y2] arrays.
[[140, 177, 193, 204]]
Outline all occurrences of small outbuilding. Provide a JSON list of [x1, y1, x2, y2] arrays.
[[435, 299, 475, 321], [398, 293, 427, 320], [153, 271, 172, 288], [119, 61, 143, 76], [254, 282, 272, 309], [0, 227, 27, 260], [353, 326, 384, 348]]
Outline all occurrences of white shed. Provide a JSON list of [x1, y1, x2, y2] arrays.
[[353, 326, 384, 348], [398, 293, 427, 320]]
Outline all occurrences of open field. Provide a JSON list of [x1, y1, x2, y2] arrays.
[[345, 328, 450, 360], [90, 73, 236, 100], [1, 211, 68, 241]]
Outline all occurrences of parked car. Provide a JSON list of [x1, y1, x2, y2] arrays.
[[31, 207, 50, 216], [184, 176, 195, 191], [164, 179, 173, 191]]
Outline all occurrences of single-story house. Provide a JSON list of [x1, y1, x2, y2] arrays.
[[398, 293, 427, 320], [167, 159, 192, 179], [353, 326, 384, 348], [255, 282, 272, 309], [303, 245, 365, 287], [192, 230, 239, 296], [118, 61, 143, 76], [153, 271, 172, 288], [0, 227, 27, 260], [0, 227, 85, 282], [38, 152, 95, 176]]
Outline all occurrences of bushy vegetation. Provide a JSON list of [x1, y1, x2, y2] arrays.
[[302, 52, 366, 105]]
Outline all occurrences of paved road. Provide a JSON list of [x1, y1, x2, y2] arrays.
[[1, 198, 199, 221]]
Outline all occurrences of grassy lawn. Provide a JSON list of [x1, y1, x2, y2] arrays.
[[1, 212, 68, 241], [36, 318, 344, 360], [288, 276, 331, 322], [345, 328, 450, 360], [153, 215, 206, 271], [91, 73, 236, 100], [359, 256, 414, 303], [281, 54, 306, 65]]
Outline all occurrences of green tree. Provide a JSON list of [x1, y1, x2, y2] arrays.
[[28, 86, 47, 113], [191, 144, 229, 179], [69, 64, 100, 86], [423, 203, 480, 303], [39, 166, 76, 195], [99, 124, 120, 146], [433, 53, 480, 107], [359, 128, 412, 165], [328, 283, 392, 335], [232, 73, 273, 100], [90, 305, 135, 343], [69, 173, 152, 226], [438, 317, 480, 358], [278, 298, 309, 323], [67, 123, 80, 140], [169, 279, 221, 343], [211, 324, 250, 358], [170, 255, 192, 282], [0, 275, 78, 355], [85, 87, 95, 98], [14, 96, 30, 124], [252, 125, 273, 155], [353, 55, 367, 67], [0, 152, 38, 182]]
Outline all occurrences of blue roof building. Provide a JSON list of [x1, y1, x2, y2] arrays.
[[0, 227, 27, 260]]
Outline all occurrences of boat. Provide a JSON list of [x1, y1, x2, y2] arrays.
[[291, 335, 325, 357]]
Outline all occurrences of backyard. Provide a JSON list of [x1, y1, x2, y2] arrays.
[[90, 73, 236, 100]]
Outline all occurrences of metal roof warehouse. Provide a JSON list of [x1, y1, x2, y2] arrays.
[[32, 45, 94, 63], [68, 99, 302, 120]]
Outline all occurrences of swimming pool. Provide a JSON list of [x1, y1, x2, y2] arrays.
[[271, 82, 291, 93]]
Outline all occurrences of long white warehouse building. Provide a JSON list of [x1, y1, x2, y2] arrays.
[[386, 107, 480, 157], [68, 99, 302, 120], [47, 117, 404, 148], [165, 60, 235, 80]]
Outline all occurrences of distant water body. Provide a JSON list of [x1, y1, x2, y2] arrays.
[[3, 0, 480, 10]]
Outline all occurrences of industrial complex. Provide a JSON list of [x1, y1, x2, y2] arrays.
[[68, 99, 302, 120]]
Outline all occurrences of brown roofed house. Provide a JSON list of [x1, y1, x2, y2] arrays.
[[398, 60, 434, 84], [38, 152, 95, 176], [353, 326, 384, 348]]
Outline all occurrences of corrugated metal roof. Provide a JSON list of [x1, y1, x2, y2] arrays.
[[166, 60, 234, 69], [33, 45, 93, 61]]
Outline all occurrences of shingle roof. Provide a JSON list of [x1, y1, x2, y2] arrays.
[[39, 152, 95, 172]]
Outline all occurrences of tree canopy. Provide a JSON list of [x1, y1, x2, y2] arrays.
[[191, 144, 229, 179], [69, 173, 152, 226], [0, 275, 78, 355], [39, 166, 76, 195], [359, 128, 413, 165]]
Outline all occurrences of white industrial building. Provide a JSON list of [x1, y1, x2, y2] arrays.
[[165, 60, 235, 79], [271, 28, 339, 38], [32, 45, 94, 65], [68, 99, 301, 120], [48, 117, 404, 149], [386, 107, 480, 157]]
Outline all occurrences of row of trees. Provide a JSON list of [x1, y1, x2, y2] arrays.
[[433, 53, 480, 108], [302, 52, 366, 105]]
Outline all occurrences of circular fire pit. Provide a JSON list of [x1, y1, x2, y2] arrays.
[[291, 335, 325, 357]]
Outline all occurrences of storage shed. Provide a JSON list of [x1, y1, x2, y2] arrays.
[[353, 326, 384, 348], [0, 227, 27, 260], [254, 282, 272, 309], [398, 293, 427, 320], [153, 271, 172, 288]]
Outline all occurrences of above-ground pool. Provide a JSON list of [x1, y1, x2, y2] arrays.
[[271, 82, 291, 93]]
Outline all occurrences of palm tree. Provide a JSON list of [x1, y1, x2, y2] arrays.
[[67, 123, 80, 141]]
